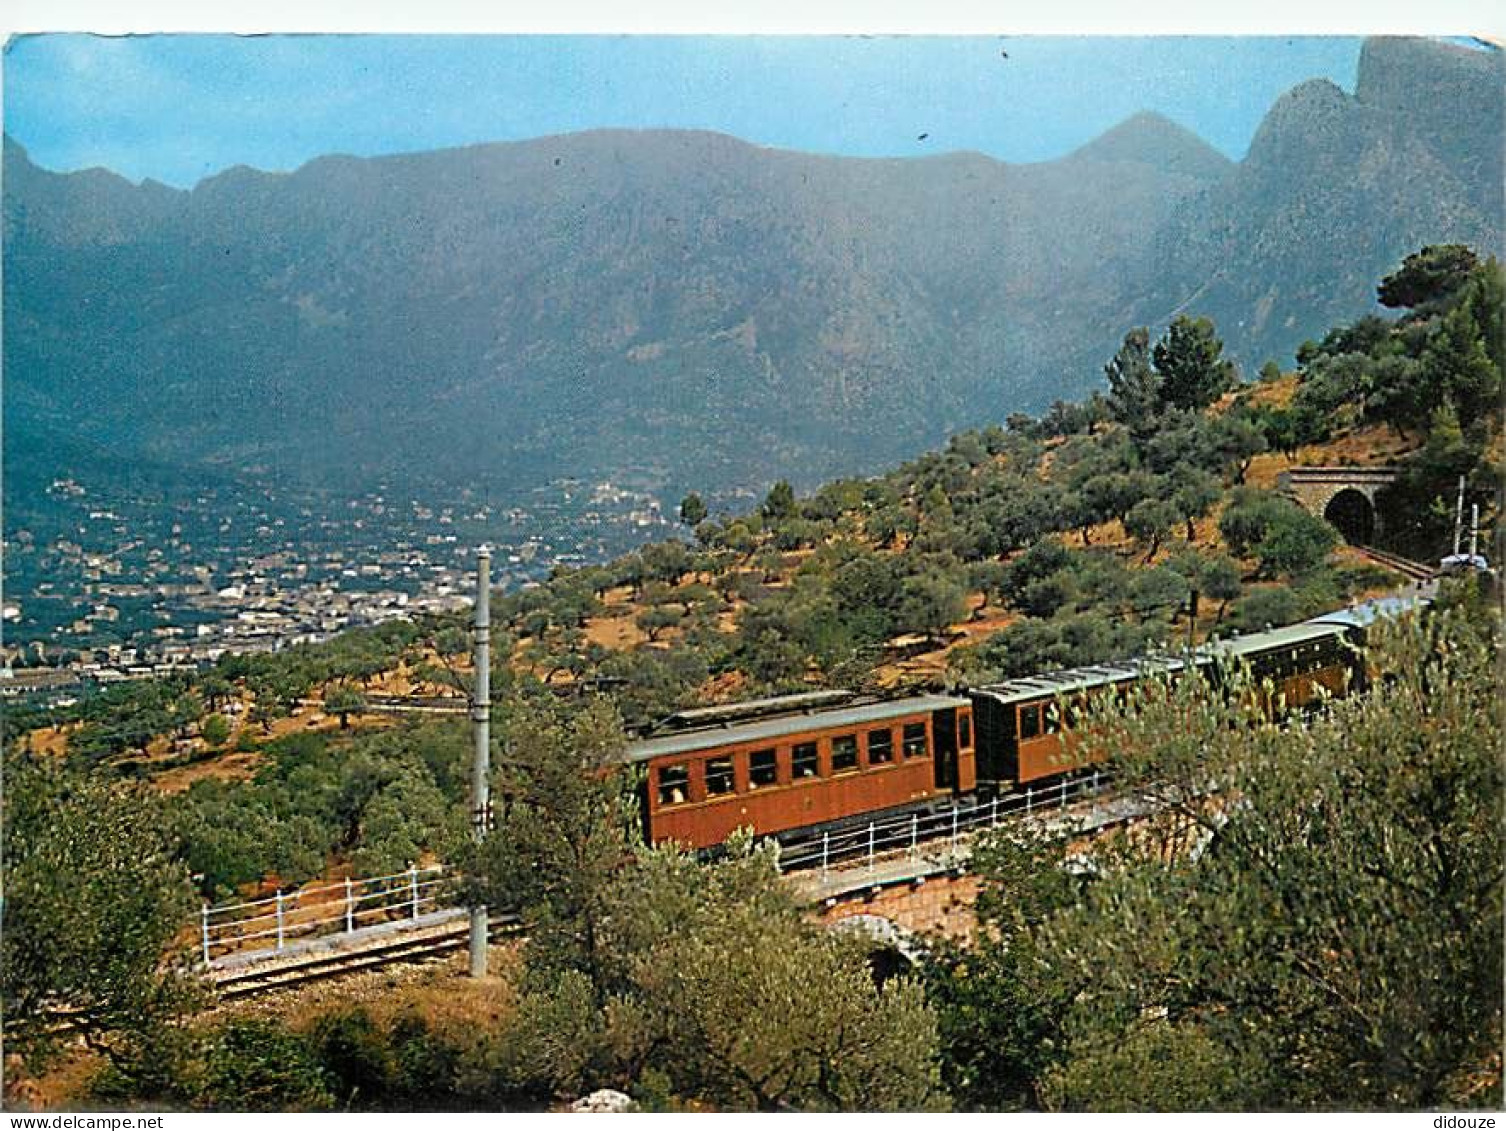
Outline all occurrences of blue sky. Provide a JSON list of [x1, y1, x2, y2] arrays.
[[3, 34, 1373, 188]]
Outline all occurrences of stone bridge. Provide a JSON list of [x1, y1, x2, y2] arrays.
[[1277, 466, 1400, 543]]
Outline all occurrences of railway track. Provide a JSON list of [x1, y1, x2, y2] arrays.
[[363, 694, 468, 715], [1353, 544, 1435, 582], [212, 913, 521, 1000]]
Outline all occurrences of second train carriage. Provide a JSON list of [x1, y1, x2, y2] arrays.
[[968, 617, 1366, 790], [968, 655, 1188, 789]]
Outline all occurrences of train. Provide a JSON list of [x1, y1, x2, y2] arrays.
[[617, 595, 1428, 851]]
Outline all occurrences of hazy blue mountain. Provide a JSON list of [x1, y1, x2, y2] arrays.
[[1127, 36, 1503, 368], [4, 36, 1500, 504], [3, 118, 1227, 496]]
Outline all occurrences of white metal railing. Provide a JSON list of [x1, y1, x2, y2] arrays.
[[775, 770, 1108, 877], [200, 863, 455, 964]]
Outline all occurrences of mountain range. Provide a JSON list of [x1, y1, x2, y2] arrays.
[[4, 35, 1501, 504]]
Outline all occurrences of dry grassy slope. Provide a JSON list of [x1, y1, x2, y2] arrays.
[[512, 389, 1425, 688], [27, 656, 453, 791]]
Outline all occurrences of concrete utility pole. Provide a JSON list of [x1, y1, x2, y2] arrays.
[[1453, 475, 1467, 557], [469, 545, 492, 978]]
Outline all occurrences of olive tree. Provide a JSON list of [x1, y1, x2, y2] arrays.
[[323, 683, 368, 728], [2, 751, 201, 1070]]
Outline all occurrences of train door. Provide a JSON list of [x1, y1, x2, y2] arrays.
[[933, 708, 958, 791], [638, 774, 655, 844]]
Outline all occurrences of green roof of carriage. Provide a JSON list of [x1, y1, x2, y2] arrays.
[[620, 693, 969, 764], [971, 621, 1349, 708], [1209, 620, 1350, 660], [970, 657, 1187, 705]]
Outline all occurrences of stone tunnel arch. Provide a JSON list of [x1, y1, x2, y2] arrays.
[[830, 913, 921, 987], [1279, 467, 1396, 543], [1324, 487, 1376, 545]]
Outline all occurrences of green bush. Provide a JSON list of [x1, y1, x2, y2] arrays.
[[200, 713, 231, 748], [197, 1020, 334, 1111], [309, 1008, 394, 1110]]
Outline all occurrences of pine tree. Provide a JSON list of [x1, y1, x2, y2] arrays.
[[761, 480, 798, 521], [1422, 292, 1501, 426], [1152, 315, 1237, 412], [678, 492, 708, 527], [1103, 327, 1162, 444]]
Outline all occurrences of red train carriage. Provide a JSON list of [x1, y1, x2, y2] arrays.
[[621, 692, 975, 850]]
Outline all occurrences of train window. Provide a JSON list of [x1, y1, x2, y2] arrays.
[[1043, 703, 1060, 734], [793, 742, 820, 779], [831, 734, 858, 773], [958, 713, 972, 749], [1020, 704, 1041, 739], [867, 727, 894, 764], [657, 764, 690, 806], [749, 748, 778, 788], [705, 756, 735, 796], [902, 722, 928, 759]]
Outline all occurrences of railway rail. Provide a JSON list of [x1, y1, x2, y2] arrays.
[[362, 693, 468, 715], [211, 913, 521, 1000], [1353, 544, 1435, 582]]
